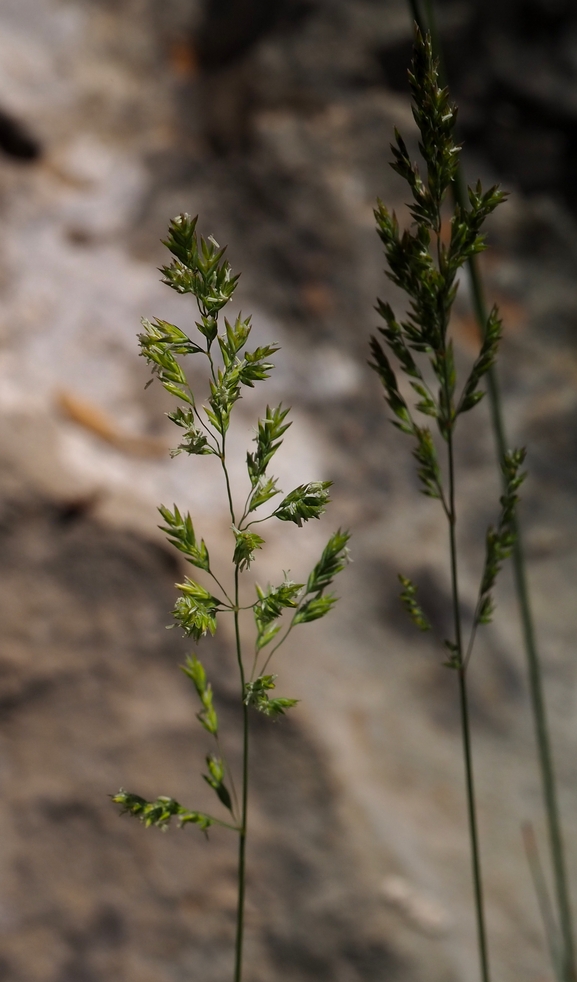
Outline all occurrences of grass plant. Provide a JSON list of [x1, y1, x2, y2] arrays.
[[369, 30, 526, 982], [405, 4, 576, 979], [111, 215, 349, 982]]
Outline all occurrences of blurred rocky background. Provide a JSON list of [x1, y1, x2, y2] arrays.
[[0, 1, 577, 980]]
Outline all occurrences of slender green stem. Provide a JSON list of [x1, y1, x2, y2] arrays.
[[208, 569, 234, 607], [192, 404, 220, 451], [447, 423, 491, 982], [463, 617, 480, 673], [207, 347, 218, 383], [216, 731, 241, 824], [221, 441, 237, 528], [258, 615, 300, 679], [509, 526, 577, 982], [523, 822, 564, 981], [457, 660, 490, 982], [249, 647, 260, 684], [238, 489, 254, 529], [219, 447, 248, 982], [233, 565, 249, 982], [467, 253, 574, 982], [243, 513, 275, 528], [433, 42, 491, 975], [467, 232, 574, 982], [208, 816, 242, 832]]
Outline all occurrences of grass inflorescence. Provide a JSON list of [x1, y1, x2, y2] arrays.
[[112, 214, 349, 982], [369, 28, 526, 982], [404, 4, 576, 979]]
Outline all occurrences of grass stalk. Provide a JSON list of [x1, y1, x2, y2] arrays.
[[468, 241, 576, 982], [402, 3, 576, 976], [523, 822, 564, 981], [224, 469, 248, 982], [458, 665, 490, 982], [447, 429, 491, 982], [233, 564, 249, 982]]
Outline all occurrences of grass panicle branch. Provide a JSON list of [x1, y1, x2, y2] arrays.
[[370, 29, 524, 982], [111, 214, 349, 982]]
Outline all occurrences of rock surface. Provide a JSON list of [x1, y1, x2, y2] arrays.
[[0, 2, 576, 981]]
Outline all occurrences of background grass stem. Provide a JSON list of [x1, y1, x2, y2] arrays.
[[468, 240, 576, 982], [448, 419, 491, 982], [458, 668, 490, 982], [523, 822, 564, 981]]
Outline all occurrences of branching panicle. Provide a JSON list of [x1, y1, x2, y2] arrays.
[[369, 29, 512, 520], [114, 214, 348, 982], [370, 29, 521, 982]]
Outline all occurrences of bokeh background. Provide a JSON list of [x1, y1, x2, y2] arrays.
[[0, 1, 576, 980]]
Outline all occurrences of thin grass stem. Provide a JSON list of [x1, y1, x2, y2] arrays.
[[467, 249, 575, 982], [220, 448, 248, 982], [192, 404, 220, 450], [523, 822, 564, 981], [233, 564, 249, 982], [259, 622, 295, 678], [457, 662, 490, 982], [466, 221, 575, 982], [208, 569, 234, 607], [447, 398, 491, 982], [220, 441, 237, 528]]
